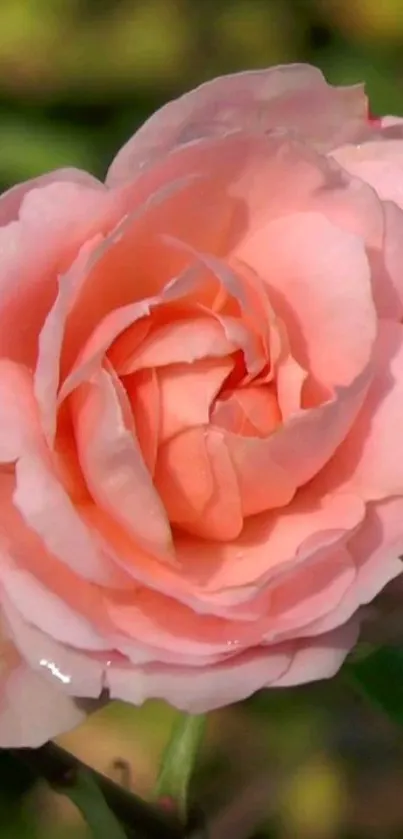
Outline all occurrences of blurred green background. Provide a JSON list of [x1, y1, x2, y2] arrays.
[[2, 1, 403, 837]]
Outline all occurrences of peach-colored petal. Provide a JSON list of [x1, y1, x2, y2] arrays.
[[156, 358, 232, 442], [124, 369, 160, 474], [155, 426, 243, 540], [238, 212, 376, 390], [107, 65, 368, 185], [105, 542, 356, 656], [0, 361, 39, 462], [0, 554, 109, 650], [224, 359, 371, 517], [323, 321, 403, 501], [0, 472, 126, 632], [60, 166, 246, 378], [114, 316, 235, 374], [72, 366, 173, 557], [13, 451, 125, 586], [212, 385, 281, 437], [276, 352, 308, 416], [59, 259, 206, 403], [175, 487, 365, 594]]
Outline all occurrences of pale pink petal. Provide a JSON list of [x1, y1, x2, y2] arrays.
[[59, 260, 205, 402], [0, 361, 39, 462], [323, 321, 403, 501], [34, 235, 103, 444], [107, 645, 292, 713], [14, 451, 126, 586], [299, 499, 403, 640], [0, 472, 125, 631], [0, 181, 123, 365], [2, 596, 104, 699], [106, 543, 355, 655], [271, 621, 359, 688], [72, 366, 173, 557], [0, 167, 105, 226], [60, 166, 245, 378], [326, 147, 403, 319], [0, 554, 110, 650], [108, 620, 358, 711], [262, 546, 355, 642], [332, 140, 403, 207], [175, 487, 365, 594], [0, 659, 85, 747], [349, 499, 403, 601], [107, 65, 368, 185], [238, 213, 376, 390]]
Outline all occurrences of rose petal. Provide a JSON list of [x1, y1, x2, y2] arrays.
[[107, 644, 292, 712], [155, 426, 243, 540], [175, 486, 365, 594], [238, 212, 376, 390], [0, 658, 85, 747], [271, 620, 359, 687], [0, 181, 122, 366], [323, 321, 403, 500], [107, 64, 368, 185], [0, 361, 39, 462], [73, 365, 173, 558]]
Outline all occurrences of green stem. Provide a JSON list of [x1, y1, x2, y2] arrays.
[[10, 741, 184, 839]]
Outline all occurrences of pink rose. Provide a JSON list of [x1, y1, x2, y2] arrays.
[[1, 63, 403, 747]]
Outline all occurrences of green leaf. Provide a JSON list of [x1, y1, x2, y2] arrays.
[[346, 645, 403, 726], [57, 767, 127, 839], [154, 713, 206, 820]]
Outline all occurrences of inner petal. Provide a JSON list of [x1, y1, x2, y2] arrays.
[[154, 357, 233, 444], [71, 365, 173, 559], [211, 384, 281, 437]]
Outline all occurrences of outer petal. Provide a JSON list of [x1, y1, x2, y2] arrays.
[[1, 597, 104, 699], [107, 65, 368, 185], [175, 487, 365, 595], [107, 621, 357, 712], [323, 321, 403, 501], [332, 139, 403, 208], [0, 658, 85, 747], [107, 645, 292, 713], [0, 361, 39, 462], [13, 451, 127, 586], [271, 621, 359, 687], [0, 181, 123, 366], [0, 167, 105, 226]]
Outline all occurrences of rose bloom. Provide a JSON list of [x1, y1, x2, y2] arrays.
[[1, 64, 403, 746]]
